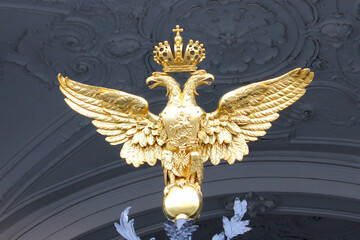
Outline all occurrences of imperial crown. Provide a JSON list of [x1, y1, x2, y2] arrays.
[[153, 25, 205, 72]]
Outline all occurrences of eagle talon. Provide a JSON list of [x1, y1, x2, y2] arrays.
[[164, 186, 170, 196], [176, 179, 187, 188], [193, 182, 201, 193]]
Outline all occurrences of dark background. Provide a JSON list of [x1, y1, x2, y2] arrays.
[[0, 0, 360, 239]]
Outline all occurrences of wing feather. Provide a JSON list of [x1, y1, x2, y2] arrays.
[[97, 129, 125, 136], [92, 120, 134, 130], [58, 74, 165, 167], [200, 68, 313, 165], [63, 77, 149, 114], [241, 123, 272, 131], [64, 98, 113, 122]]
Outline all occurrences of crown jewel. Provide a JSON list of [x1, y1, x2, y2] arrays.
[[153, 25, 206, 72]]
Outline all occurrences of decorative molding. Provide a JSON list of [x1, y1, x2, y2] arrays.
[[1, 0, 360, 239], [115, 199, 250, 240], [1, 154, 360, 239]]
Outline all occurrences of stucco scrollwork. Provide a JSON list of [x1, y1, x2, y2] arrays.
[[179, 0, 286, 75]]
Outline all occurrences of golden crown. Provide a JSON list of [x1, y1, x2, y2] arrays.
[[153, 25, 206, 72]]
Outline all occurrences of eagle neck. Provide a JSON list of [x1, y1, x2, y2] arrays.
[[183, 83, 197, 105], [166, 81, 181, 104]]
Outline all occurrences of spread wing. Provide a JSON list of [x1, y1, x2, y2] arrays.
[[199, 68, 314, 165], [58, 74, 166, 167]]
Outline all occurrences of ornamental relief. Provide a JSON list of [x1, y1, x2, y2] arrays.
[[150, 0, 307, 81], [173, 0, 288, 75], [4, 0, 359, 90], [145, 214, 360, 240], [1, 1, 360, 239], [1, 0, 359, 200], [2, 0, 360, 155]]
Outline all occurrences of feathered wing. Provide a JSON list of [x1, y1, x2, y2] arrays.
[[199, 68, 314, 165], [58, 74, 166, 167]]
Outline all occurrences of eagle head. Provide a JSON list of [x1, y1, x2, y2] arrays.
[[186, 70, 215, 95], [146, 72, 180, 96]]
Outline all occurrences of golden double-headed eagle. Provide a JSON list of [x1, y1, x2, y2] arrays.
[[58, 26, 313, 220]]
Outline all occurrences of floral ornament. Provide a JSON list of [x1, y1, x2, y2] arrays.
[[319, 19, 354, 48], [212, 198, 252, 240], [5, 15, 110, 88], [225, 192, 275, 218], [115, 199, 251, 240], [114, 207, 197, 240], [5, 1, 152, 89], [179, 0, 285, 74], [114, 207, 141, 240], [103, 32, 152, 65], [164, 219, 199, 240]]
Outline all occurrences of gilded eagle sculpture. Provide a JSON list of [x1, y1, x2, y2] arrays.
[[58, 25, 313, 221]]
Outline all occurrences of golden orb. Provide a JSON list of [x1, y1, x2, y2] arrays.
[[162, 184, 203, 221]]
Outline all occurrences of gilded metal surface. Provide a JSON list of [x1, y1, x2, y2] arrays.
[[58, 26, 313, 221], [163, 183, 203, 221], [153, 25, 205, 72]]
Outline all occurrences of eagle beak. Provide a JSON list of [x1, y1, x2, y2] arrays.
[[203, 73, 215, 85], [146, 72, 170, 89], [146, 76, 159, 89]]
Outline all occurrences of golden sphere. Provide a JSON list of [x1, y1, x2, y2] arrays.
[[174, 35, 182, 43], [163, 184, 203, 221]]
